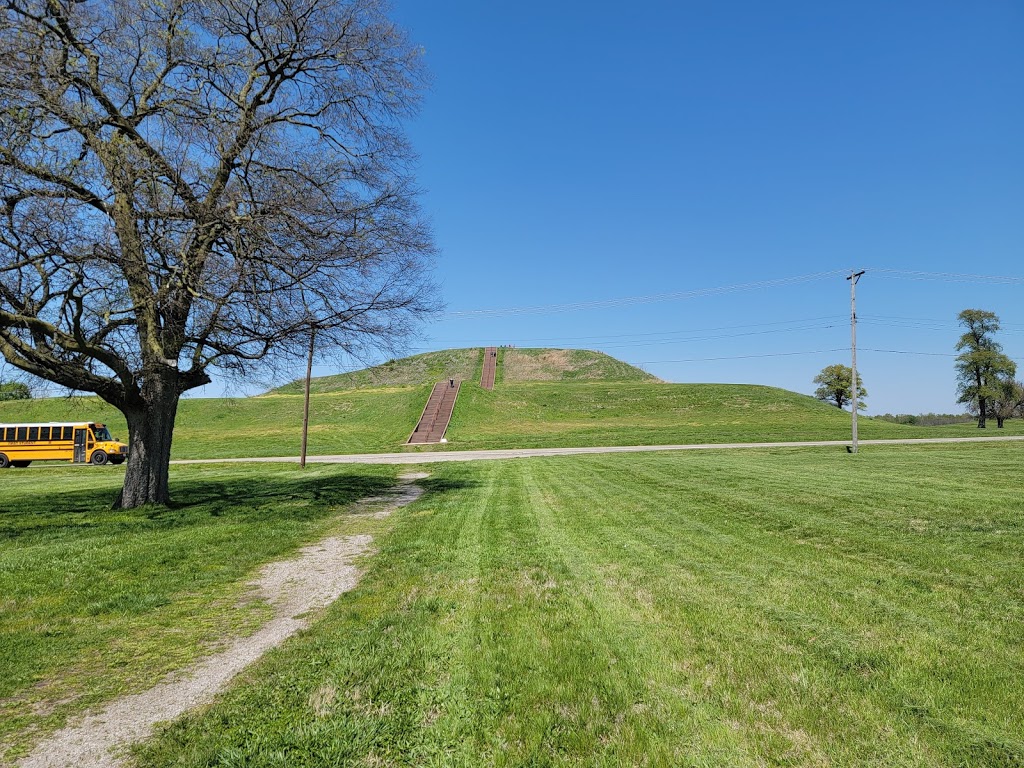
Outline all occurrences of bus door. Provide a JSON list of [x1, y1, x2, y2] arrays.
[[73, 428, 87, 463]]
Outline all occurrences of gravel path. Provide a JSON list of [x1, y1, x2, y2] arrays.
[[16, 475, 426, 768], [171, 435, 1024, 466]]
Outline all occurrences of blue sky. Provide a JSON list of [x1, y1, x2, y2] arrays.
[[238, 1, 1024, 413]]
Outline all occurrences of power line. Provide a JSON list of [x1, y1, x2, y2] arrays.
[[411, 320, 845, 352], [637, 347, 1022, 365], [414, 315, 847, 346], [868, 268, 1024, 284], [859, 315, 1024, 333], [593, 323, 842, 350], [443, 270, 847, 318], [443, 267, 1024, 319], [639, 349, 847, 364]]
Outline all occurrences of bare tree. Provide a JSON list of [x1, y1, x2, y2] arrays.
[[0, 0, 436, 507], [987, 378, 1024, 429]]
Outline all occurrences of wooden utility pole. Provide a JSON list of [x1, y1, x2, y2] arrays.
[[847, 270, 865, 453], [300, 327, 316, 468]]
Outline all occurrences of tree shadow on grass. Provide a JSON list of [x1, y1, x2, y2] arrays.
[[414, 476, 480, 498], [0, 469, 398, 542]]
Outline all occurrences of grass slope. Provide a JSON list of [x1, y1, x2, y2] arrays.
[[501, 348, 659, 383], [109, 444, 1023, 766], [442, 381, 1024, 450], [272, 348, 485, 393], [271, 347, 657, 394], [0, 462, 400, 761], [3, 383, 1023, 462], [0, 387, 430, 459]]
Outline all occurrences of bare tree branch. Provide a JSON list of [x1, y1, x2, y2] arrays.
[[0, 0, 437, 506]]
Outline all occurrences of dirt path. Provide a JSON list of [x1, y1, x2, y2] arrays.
[[16, 474, 428, 768]]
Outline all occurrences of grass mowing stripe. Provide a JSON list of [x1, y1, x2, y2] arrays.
[[527, 458, 845, 765], [521, 463, 752, 766], [464, 461, 706, 765], [0, 463, 400, 762], [553, 450, 1023, 764], [25, 445, 1024, 767]]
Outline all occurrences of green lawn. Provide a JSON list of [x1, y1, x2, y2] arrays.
[[0, 386, 431, 459], [0, 462, 401, 761], [2, 383, 1022, 464], [271, 348, 486, 393], [442, 381, 1024, 450], [5, 444, 1017, 765], [500, 348, 658, 383]]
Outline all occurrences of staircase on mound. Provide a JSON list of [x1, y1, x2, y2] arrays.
[[480, 346, 497, 390], [407, 380, 461, 444]]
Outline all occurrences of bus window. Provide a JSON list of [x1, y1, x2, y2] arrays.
[[16, 427, 26, 441], [63, 426, 73, 440], [40, 427, 50, 440], [4, 427, 12, 441], [94, 425, 113, 441], [28, 427, 38, 441]]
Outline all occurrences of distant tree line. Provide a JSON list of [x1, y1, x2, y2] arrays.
[[0, 381, 30, 401], [874, 413, 975, 426]]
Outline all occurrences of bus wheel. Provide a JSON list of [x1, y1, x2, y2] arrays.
[[11, 461, 31, 468], [90, 451, 108, 466], [0, 453, 9, 468]]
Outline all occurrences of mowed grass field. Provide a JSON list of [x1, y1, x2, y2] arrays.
[[3, 444, 1021, 765], [0, 462, 402, 761], [0, 386, 431, 459], [2, 382, 1022, 461], [442, 381, 1024, 450]]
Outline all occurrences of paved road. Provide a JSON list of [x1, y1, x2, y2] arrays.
[[172, 435, 1024, 466]]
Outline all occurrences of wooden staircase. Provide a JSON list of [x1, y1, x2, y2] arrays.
[[481, 346, 497, 390], [407, 380, 461, 444]]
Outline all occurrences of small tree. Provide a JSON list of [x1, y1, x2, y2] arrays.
[[813, 364, 866, 410], [988, 378, 1024, 429], [0, 381, 30, 400], [955, 310, 1016, 428]]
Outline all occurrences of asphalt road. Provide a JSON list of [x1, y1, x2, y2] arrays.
[[171, 435, 1024, 466]]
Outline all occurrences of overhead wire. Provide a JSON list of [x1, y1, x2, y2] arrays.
[[413, 315, 847, 347], [442, 268, 1023, 319], [868, 268, 1024, 284], [443, 270, 848, 318]]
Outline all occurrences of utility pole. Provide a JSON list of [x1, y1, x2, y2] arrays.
[[300, 326, 316, 468], [847, 270, 865, 453]]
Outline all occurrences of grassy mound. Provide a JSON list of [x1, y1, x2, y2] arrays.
[[271, 347, 657, 393], [500, 348, 659, 383], [441, 381, 1024, 451], [2, 381, 1021, 461], [272, 349, 485, 393], [0, 387, 430, 459]]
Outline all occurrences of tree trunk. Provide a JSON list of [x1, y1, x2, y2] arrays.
[[978, 396, 987, 428], [114, 379, 181, 509], [996, 416, 1005, 428]]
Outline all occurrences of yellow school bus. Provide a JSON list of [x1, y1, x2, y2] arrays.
[[0, 422, 129, 468]]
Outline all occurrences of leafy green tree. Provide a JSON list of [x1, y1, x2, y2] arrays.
[[813, 364, 866, 410], [955, 310, 1017, 428], [0, 381, 30, 400]]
